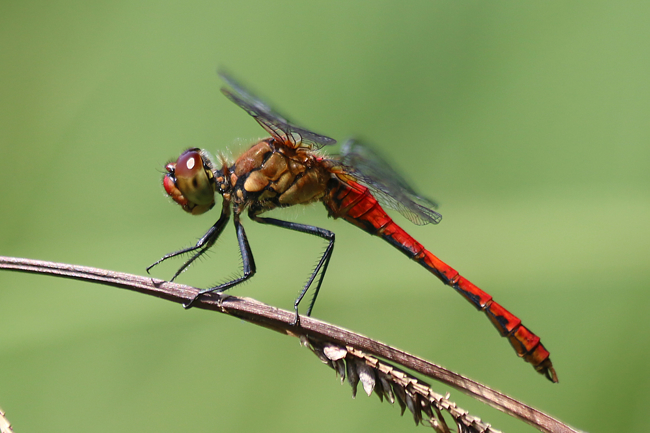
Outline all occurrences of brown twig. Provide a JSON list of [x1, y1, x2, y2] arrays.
[[0, 256, 580, 433]]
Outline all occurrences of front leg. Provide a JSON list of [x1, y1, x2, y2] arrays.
[[147, 202, 231, 281], [183, 213, 257, 308]]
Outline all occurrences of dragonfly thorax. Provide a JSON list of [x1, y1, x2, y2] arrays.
[[224, 139, 332, 213]]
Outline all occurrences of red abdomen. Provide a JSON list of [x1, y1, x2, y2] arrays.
[[324, 179, 557, 382]]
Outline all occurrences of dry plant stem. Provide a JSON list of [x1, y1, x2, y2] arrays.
[[0, 256, 577, 433]]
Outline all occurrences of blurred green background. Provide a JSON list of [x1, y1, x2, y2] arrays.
[[1, 1, 649, 432]]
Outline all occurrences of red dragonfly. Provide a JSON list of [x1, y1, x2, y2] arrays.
[[149, 73, 557, 382]]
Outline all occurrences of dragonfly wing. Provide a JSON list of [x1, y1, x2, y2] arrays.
[[219, 71, 336, 149], [338, 139, 442, 225]]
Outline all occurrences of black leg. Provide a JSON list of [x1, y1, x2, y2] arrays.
[[147, 203, 231, 281], [183, 213, 256, 309], [250, 213, 335, 326]]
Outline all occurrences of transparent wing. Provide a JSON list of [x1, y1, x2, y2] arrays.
[[219, 71, 336, 149], [336, 139, 442, 225]]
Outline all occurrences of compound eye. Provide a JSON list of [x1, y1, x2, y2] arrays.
[[167, 149, 215, 215], [176, 150, 203, 180]]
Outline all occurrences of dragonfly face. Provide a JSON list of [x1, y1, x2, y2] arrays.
[[163, 148, 217, 215]]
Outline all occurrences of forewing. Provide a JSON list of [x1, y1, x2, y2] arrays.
[[219, 71, 336, 149], [338, 139, 442, 225]]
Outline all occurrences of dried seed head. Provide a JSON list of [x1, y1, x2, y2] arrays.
[[304, 337, 502, 433]]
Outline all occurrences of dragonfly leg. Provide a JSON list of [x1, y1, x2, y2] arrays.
[[183, 214, 256, 309], [249, 213, 335, 326], [147, 203, 231, 281]]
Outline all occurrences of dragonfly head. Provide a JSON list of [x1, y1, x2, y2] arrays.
[[163, 148, 216, 215]]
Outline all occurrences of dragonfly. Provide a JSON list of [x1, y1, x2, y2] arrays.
[[148, 72, 558, 383]]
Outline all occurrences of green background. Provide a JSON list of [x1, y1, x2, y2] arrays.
[[1, 1, 649, 432]]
